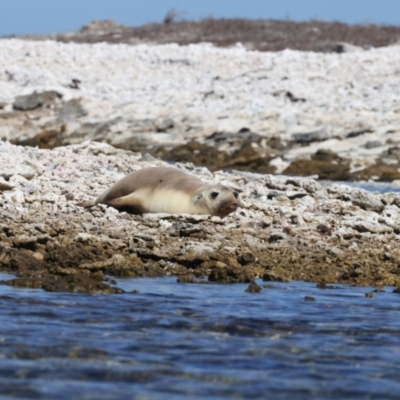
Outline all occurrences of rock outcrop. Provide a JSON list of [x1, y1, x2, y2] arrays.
[[1, 141, 400, 293]]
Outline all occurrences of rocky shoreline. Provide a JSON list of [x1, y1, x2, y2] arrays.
[[1, 22, 400, 293], [1, 140, 400, 293], [1, 37, 400, 181]]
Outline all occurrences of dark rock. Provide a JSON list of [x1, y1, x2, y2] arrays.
[[237, 253, 256, 265], [316, 283, 337, 289], [304, 296, 315, 301], [352, 221, 392, 234], [41, 273, 124, 294], [364, 140, 382, 149], [59, 98, 87, 119], [286, 192, 308, 200], [3, 277, 44, 289], [208, 267, 254, 283], [206, 129, 263, 145], [262, 271, 290, 282], [178, 225, 208, 239], [245, 280, 262, 293], [70, 118, 121, 143], [350, 190, 384, 213], [317, 224, 332, 235], [153, 142, 220, 171], [381, 146, 400, 161], [350, 163, 400, 182], [0, 182, 14, 192], [262, 284, 276, 289], [44, 243, 105, 267], [68, 78, 81, 89], [285, 91, 306, 102], [283, 159, 350, 180], [311, 149, 342, 163], [268, 231, 287, 243], [0, 247, 44, 272], [292, 129, 329, 143], [18, 124, 66, 149], [13, 90, 62, 111], [146, 126, 282, 173], [177, 274, 195, 283], [345, 129, 373, 138], [155, 118, 174, 132]]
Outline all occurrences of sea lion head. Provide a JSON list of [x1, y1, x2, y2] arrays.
[[193, 185, 241, 218]]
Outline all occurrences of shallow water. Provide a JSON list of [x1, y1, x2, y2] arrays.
[[1, 275, 400, 399], [322, 180, 400, 194]]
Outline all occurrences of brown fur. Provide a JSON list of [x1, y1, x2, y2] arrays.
[[78, 167, 241, 218]]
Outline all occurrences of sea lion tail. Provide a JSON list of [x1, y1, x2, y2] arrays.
[[77, 200, 96, 208]]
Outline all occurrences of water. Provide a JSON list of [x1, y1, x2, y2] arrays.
[[321, 180, 400, 194], [1, 275, 400, 399]]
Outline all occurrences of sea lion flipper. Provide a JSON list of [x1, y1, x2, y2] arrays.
[[77, 200, 96, 208], [104, 193, 146, 214]]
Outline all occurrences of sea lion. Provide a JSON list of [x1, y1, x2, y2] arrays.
[[79, 167, 241, 218]]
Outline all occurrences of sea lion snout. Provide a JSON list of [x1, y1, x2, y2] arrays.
[[214, 202, 239, 218], [205, 186, 242, 218]]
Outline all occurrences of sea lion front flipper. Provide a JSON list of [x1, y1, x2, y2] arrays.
[[103, 193, 146, 214]]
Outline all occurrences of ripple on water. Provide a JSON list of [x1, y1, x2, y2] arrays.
[[0, 275, 400, 399]]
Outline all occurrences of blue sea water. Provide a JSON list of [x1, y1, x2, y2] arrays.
[[0, 276, 400, 399], [322, 180, 400, 194]]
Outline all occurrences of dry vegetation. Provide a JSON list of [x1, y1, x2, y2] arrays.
[[7, 17, 400, 52]]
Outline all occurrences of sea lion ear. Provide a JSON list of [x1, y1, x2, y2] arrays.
[[193, 193, 203, 204]]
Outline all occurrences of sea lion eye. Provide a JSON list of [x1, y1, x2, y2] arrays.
[[233, 191, 239, 199], [210, 191, 219, 200]]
